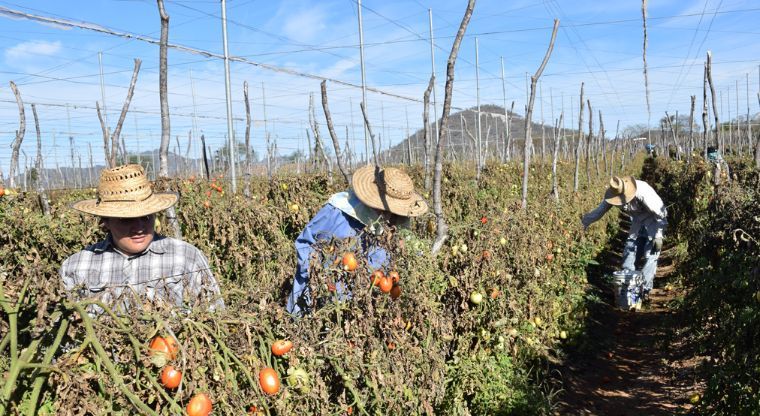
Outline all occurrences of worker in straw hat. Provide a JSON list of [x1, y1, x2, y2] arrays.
[[60, 164, 224, 312], [286, 165, 428, 316], [581, 176, 667, 301]]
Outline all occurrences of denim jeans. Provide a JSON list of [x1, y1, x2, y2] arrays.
[[621, 233, 660, 293]]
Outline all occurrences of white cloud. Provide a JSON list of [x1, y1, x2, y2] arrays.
[[322, 58, 357, 78], [5, 40, 63, 62], [281, 8, 327, 43]]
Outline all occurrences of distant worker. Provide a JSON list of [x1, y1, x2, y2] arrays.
[[60, 164, 224, 312], [581, 176, 667, 301], [287, 165, 428, 315]]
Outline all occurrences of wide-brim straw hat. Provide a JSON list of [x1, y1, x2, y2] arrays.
[[604, 176, 637, 206], [351, 165, 428, 217], [72, 164, 178, 218]]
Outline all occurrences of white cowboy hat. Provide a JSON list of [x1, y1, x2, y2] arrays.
[[72, 164, 178, 218], [351, 165, 428, 217], [604, 176, 637, 206]]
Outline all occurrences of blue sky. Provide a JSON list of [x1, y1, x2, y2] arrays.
[[0, 0, 758, 177]]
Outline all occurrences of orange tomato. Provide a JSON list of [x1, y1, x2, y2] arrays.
[[389, 285, 401, 299], [258, 367, 280, 395], [388, 271, 400, 284], [341, 253, 358, 271], [371, 270, 385, 286], [378, 277, 393, 294], [160, 365, 182, 389], [149, 336, 179, 360], [0, 187, 4, 197], [271, 340, 293, 357], [203, 200, 211, 209], [186, 393, 212, 416]]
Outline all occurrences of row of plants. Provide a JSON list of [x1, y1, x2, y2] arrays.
[[644, 156, 759, 414], [1, 160, 627, 415]]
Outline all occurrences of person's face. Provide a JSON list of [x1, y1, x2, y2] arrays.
[[102, 214, 155, 255]]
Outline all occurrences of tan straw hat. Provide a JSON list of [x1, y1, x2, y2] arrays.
[[351, 165, 428, 217], [604, 176, 637, 206], [72, 164, 178, 218]]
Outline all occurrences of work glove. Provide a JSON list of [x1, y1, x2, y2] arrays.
[[652, 237, 663, 253]]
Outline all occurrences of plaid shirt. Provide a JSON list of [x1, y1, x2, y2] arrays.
[[60, 234, 224, 312]]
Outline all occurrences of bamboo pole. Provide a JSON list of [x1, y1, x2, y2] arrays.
[[321, 80, 350, 184], [431, 0, 476, 255], [521, 19, 559, 209], [9, 81, 26, 189]]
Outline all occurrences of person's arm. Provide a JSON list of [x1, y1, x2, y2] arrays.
[[287, 204, 347, 315], [59, 254, 87, 294], [60, 258, 76, 291], [581, 200, 613, 230], [188, 248, 225, 310]]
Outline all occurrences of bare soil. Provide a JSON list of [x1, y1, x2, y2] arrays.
[[553, 236, 706, 415]]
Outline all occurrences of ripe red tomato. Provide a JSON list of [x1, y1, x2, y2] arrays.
[[388, 271, 400, 284], [149, 336, 179, 360], [271, 340, 293, 356], [160, 365, 182, 389], [258, 367, 280, 395], [186, 393, 212, 416], [390, 285, 401, 299], [371, 270, 385, 286], [378, 277, 393, 294], [341, 253, 358, 271], [0, 187, 4, 197]]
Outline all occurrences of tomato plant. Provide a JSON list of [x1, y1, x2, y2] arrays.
[[271, 340, 293, 356], [259, 367, 280, 395], [378, 277, 393, 294], [160, 365, 182, 389], [390, 285, 401, 300], [341, 252, 358, 271], [149, 336, 179, 360], [371, 269, 385, 286], [186, 393, 212, 416]]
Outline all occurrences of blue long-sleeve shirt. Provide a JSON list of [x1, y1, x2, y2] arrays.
[[286, 191, 388, 315]]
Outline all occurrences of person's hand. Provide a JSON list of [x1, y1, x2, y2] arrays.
[[653, 237, 663, 253], [579, 214, 589, 231]]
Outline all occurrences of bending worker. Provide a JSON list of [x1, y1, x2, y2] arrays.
[[581, 176, 667, 300], [286, 165, 428, 315]]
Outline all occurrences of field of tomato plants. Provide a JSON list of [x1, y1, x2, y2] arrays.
[[2, 159, 630, 415], [644, 156, 760, 414]]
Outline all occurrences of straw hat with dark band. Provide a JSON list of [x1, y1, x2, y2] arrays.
[[604, 176, 637, 206], [72, 164, 178, 218], [351, 165, 428, 217]]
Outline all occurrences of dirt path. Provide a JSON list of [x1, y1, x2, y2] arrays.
[[554, 246, 705, 415]]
